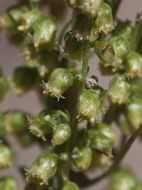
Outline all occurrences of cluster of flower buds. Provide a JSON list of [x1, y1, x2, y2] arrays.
[[77, 86, 107, 122], [0, 68, 9, 101], [26, 153, 58, 186], [0, 177, 18, 190], [72, 122, 115, 171], [104, 168, 142, 190], [29, 110, 71, 145]]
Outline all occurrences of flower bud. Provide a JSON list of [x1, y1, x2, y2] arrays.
[[90, 132, 112, 155], [78, 88, 106, 122], [30, 110, 69, 140], [33, 16, 57, 50], [4, 111, 28, 134], [66, 0, 103, 17], [18, 9, 43, 31], [64, 32, 90, 61], [95, 122, 116, 143], [42, 68, 74, 100], [125, 51, 142, 79], [108, 75, 131, 104], [134, 183, 142, 190], [113, 21, 134, 40], [0, 69, 9, 101], [0, 144, 11, 169], [0, 177, 18, 190], [94, 40, 115, 64], [93, 2, 114, 35], [52, 123, 71, 146], [118, 114, 132, 134], [107, 169, 137, 190], [62, 180, 80, 190], [126, 98, 142, 129], [12, 67, 38, 94], [91, 151, 111, 170], [26, 153, 58, 185], [0, 6, 28, 30], [72, 146, 92, 171]]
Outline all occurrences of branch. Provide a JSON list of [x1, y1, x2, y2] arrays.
[[83, 125, 142, 187]]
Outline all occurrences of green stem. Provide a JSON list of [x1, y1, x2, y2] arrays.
[[58, 19, 72, 46], [85, 125, 142, 186], [131, 18, 142, 50]]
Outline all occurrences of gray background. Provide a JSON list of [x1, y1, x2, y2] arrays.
[[0, 0, 142, 189]]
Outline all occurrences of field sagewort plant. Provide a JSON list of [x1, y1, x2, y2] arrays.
[[0, 0, 142, 189]]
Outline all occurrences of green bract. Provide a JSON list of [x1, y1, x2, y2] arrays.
[[42, 68, 74, 100], [125, 51, 142, 79], [52, 123, 71, 146], [78, 88, 106, 122], [93, 2, 114, 35], [108, 75, 131, 104], [26, 153, 58, 186], [0, 69, 9, 101], [72, 146, 92, 170], [0, 144, 11, 169], [66, 0, 103, 17], [0, 177, 18, 190], [33, 16, 57, 50]]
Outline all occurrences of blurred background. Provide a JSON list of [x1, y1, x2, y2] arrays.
[[0, 0, 142, 189]]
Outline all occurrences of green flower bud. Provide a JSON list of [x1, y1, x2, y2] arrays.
[[26, 153, 58, 185], [72, 146, 92, 171], [113, 20, 134, 40], [64, 32, 90, 61], [134, 183, 142, 190], [52, 123, 71, 146], [12, 67, 38, 94], [91, 151, 111, 170], [0, 177, 18, 190], [108, 75, 131, 104], [4, 111, 28, 134], [18, 9, 43, 31], [94, 40, 115, 64], [0, 144, 11, 169], [78, 88, 106, 122], [0, 113, 5, 137], [95, 122, 116, 143], [42, 68, 74, 100], [93, 2, 114, 35], [118, 114, 132, 134], [0, 69, 9, 101], [109, 36, 130, 62], [62, 180, 80, 190], [0, 6, 28, 30], [33, 16, 57, 50], [66, 0, 103, 17], [108, 169, 137, 190], [30, 110, 69, 140], [125, 51, 142, 79], [126, 98, 142, 129], [20, 133, 35, 147], [90, 132, 112, 155]]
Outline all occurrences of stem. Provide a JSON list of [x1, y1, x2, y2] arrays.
[[85, 125, 142, 186], [131, 18, 142, 50], [58, 19, 72, 46]]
